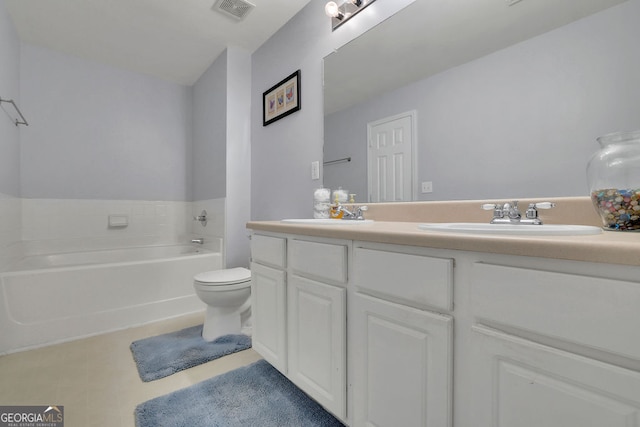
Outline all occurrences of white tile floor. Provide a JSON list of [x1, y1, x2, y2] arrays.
[[0, 313, 262, 427]]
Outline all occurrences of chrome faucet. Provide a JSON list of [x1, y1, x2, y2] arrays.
[[337, 205, 369, 220], [482, 201, 555, 225], [502, 201, 522, 222], [191, 238, 204, 244]]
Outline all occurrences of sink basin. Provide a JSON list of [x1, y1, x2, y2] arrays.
[[417, 222, 602, 236], [281, 218, 374, 225]]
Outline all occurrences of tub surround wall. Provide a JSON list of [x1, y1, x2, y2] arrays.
[[190, 197, 226, 258], [0, 193, 21, 271], [20, 198, 192, 255]]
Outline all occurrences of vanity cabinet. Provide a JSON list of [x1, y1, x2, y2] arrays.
[[468, 261, 640, 427], [470, 325, 640, 427], [250, 234, 287, 372], [249, 226, 640, 427], [287, 238, 348, 419], [352, 244, 454, 427], [250, 233, 348, 421], [351, 294, 453, 427]]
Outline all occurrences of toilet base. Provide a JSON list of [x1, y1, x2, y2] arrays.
[[202, 306, 242, 341]]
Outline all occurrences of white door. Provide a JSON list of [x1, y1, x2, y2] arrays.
[[352, 292, 453, 427], [367, 111, 416, 202], [250, 262, 287, 373], [288, 275, 347, 420]]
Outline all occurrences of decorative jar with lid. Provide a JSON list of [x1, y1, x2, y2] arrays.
[[587, 130, 640, 231]]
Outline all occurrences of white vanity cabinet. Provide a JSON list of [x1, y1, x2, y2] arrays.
[[250, 233, 348, 421], [250, 234, 287, 372], [249, 224, 640, 427], [468, 260, 640, 427], [287, 238, 348, 419], [351, 243, 454, 427]]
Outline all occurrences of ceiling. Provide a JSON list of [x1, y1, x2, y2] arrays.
[[324, 0, 628, 114], [5, 0, 312, 85]]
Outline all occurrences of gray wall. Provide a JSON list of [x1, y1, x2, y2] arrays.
[[325, 0, 640, 202], [192, 50, 227, 201], [19, 43, 193, 201], [250, 0, 414, 221], [0, 0, 20, 197], [225, 47, 252, 267]]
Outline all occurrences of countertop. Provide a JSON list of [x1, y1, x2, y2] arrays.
[[246, 197, 640, 267]]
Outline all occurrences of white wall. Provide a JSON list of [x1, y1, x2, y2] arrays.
[[325, 0, 640, 201], [19, 43, 193, 201], [250, 0, 415, 220]]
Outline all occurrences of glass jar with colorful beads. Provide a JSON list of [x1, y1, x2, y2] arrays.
[[587, 130, 640, 231]]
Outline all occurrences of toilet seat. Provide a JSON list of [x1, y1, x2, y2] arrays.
[[194, 267, 251, 287]]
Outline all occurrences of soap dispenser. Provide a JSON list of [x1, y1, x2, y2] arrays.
[[330, 192, 344, 219]]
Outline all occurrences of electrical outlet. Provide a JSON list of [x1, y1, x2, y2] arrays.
[[311, 161, 320, 180], [421, 181, 433, 193]]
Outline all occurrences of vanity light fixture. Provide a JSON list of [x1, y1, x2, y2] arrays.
[[325, 0, 376, 31]]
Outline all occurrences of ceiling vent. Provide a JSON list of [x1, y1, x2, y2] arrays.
[[213, 0, 256, 21]]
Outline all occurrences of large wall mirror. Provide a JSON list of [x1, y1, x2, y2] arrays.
[[323, 0, 638, 203]]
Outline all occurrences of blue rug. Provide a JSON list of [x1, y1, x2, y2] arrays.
[[130, 324, 251, 382], [135, 359, 345, 427]]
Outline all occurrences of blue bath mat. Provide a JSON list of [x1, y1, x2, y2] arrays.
[[135, 359, 345, 427], [130, 324, 251, 382]]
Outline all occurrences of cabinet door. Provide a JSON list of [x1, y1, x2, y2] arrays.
[[471, 325, 640, 427], [352, 293, 453, 427], [250, 262, 287, 373], [288, 275, 346, 420]]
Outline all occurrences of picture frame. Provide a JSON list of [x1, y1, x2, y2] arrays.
[[263, 70, 301, 126]]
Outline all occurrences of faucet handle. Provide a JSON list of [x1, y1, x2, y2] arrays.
[[533, 202, 556, 209], [481, 203, 500, 210], [526, 202, 556, 221]]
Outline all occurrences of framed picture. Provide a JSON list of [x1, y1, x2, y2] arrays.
[[263, 70, 301, 126]]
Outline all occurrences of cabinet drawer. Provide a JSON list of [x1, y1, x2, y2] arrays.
[[472, 262, 640, 361], [289, 239, 347, 284], [251, 234, 286, 269], [354, 247, 453, 311]]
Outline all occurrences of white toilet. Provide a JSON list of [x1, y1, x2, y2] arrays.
[[193, 267, 252, 341]]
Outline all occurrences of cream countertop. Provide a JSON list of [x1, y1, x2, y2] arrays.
[[246, 197, 640, 267]]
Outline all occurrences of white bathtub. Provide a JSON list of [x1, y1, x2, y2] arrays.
[[0, 245, 220, 353]]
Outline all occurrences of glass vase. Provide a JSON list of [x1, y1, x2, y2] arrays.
[[587, 130, 640, 231]]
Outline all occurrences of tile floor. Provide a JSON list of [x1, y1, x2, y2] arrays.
[[0, 312, 262, 426]]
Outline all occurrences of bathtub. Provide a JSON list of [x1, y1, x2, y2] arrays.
[[0, 244, 220, 353]]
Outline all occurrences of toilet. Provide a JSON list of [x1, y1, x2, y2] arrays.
[[193, 267, 252, 341]]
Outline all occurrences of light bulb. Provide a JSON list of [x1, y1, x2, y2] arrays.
[[325, 2, 341, 18]]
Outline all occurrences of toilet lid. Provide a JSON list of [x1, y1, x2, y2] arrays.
[[194, 267, 251, 285]]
